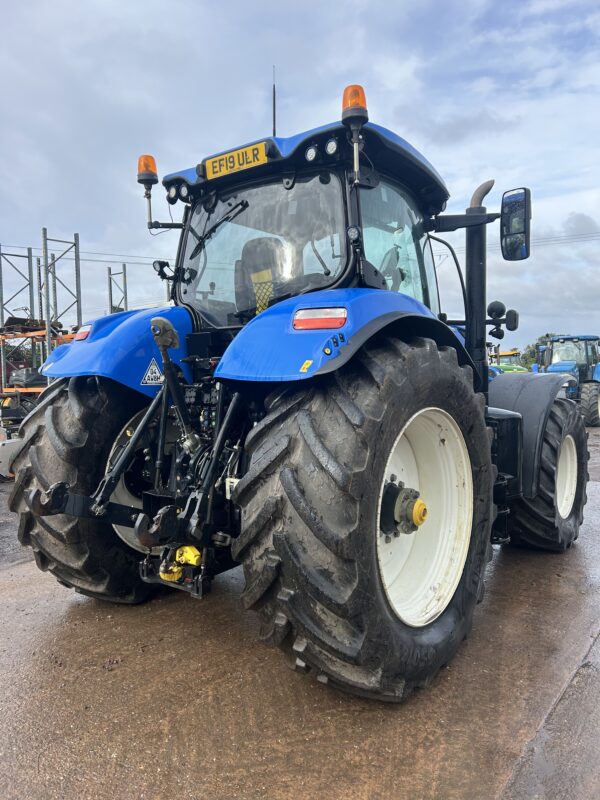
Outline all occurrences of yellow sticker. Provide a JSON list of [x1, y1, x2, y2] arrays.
[[205, 142, 268, 179], [299, 360, 313, 373]]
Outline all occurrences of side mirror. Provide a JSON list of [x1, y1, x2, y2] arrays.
[[501, 188, 531, 261]]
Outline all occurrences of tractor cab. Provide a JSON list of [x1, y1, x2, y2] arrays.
[[546, 335, 600, 382], [543, 335, 600, 425], [141, 86, 449, 333], [173, 165, 441, 328], [489, 347, 527, 373]]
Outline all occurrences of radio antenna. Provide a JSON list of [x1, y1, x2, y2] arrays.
[[272, 65, 277, 137]]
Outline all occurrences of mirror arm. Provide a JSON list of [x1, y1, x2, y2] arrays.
[[148, 221, 184, 230], [427, 212, 500, 233]]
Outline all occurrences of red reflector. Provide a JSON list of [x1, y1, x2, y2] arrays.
[[74, 325, 91, 341], [293, 308, 347, 330]]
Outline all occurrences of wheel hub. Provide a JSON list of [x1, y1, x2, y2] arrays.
[[380, 478, 428, 541]]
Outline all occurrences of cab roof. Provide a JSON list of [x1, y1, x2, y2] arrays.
[[162, 121, 450, 216], [551, 335, 599, 341]]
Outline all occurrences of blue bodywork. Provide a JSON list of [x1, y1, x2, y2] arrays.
[[546, 362, 579, 400], [550, 334, 598, 342], [42, 306, 193, 397], [215, 288, 440, 382], [547, 360, 578, 378], [40, 290, 461, 390]]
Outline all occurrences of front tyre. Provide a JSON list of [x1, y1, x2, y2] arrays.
[[580, 382, 600, 427], [509, 398, 588, 551], [233, 337, 494, 701]]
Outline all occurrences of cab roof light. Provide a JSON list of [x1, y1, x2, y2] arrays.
[[74, 324, 91, 341], [293, 308, 347, 330], [137, 154, 158, 187]]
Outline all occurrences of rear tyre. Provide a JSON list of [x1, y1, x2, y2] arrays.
[[509, 398, 588, 552], [233, 336, 494, 701], [9, 377, 152, 603], [580, 382, 600, 427]]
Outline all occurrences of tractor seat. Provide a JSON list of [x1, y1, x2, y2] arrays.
[[235, 237, 286, 314]]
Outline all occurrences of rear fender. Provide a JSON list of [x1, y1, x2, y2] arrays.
[[41, 306, 193, 398], [215, 288, 477, 385], [488, 372, 570, 499]]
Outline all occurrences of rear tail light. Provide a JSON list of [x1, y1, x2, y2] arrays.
[[74, 324, 92, 341], [293, 308, 347, 330]]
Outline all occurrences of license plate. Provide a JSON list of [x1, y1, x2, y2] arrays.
[[205, 142, 268, 180]]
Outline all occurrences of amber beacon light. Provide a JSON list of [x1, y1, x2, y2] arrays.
[[137, 154, 158, 187], [342, 84, 368, 122]]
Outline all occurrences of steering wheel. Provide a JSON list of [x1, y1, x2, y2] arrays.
[[379, 246, 406, 291]]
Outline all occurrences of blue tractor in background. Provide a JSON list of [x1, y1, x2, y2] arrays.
[[9, 86, 589, 701], [538, 335, 600, 426]]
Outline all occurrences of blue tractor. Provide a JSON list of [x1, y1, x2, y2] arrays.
[[10, 86, 589, 701], [541, 335, 600, 426]]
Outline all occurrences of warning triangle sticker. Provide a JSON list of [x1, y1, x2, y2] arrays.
[[141, 358, 164, 385]]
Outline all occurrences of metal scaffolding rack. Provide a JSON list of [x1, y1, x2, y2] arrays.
[[41, 228, 83, 360], [108, 264, 128, 313], [0, 229, 83, 389], [0, 245, 38, 387]]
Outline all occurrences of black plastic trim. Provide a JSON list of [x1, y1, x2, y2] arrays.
[[488, 372, 570, 499]]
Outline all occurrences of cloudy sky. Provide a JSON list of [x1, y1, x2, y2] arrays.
[[1, 0, 598, 347]]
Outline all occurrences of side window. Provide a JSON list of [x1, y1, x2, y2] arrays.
[[360, 180, 439, 313], [422, 236, 440, 314]]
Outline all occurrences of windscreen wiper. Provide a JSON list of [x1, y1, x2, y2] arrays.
[[188, 200, 249, 261]]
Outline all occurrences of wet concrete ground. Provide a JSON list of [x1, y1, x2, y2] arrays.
[[0, 431, 598, 800]]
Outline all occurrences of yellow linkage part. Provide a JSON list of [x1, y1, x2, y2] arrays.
[[175, 546, 202, 567], [412, 499, 428, 527], [159, 563, 183, 582], [159, 546, 202, 582]]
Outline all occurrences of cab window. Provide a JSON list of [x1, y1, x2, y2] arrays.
[[360, 179, 439, 313]]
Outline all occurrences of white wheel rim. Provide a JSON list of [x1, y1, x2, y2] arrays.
[[556, 434, 577, 519], [376, 407, 473, 628], [107, 410, 176, 554]]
